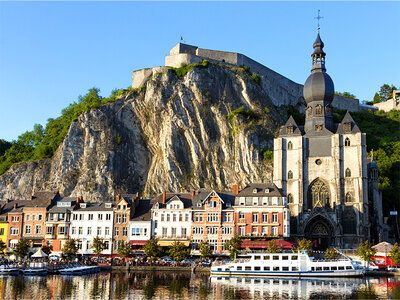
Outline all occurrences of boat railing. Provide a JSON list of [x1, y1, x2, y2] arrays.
[[311, 258, 351, 263], [213, 258, 250, 266]]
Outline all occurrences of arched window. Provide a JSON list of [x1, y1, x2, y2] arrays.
[[288, 171, 293, 180], [345, 192, 352, 203], [343, 208, 356, 234], [306, 106, 312, 118], [325, 105, 331, 115], [345, 138, 351, 147], [308, 179, 330, 208], [315, 104, 322, 115], [345, 168, 351, 177], [288, 141, 293, 150], [287, 194, 293, 204]]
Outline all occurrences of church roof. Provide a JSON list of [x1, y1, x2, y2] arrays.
[[336, 111, 361, 134], [278, 116, 303, 136]]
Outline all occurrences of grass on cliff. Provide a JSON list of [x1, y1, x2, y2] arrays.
[[169, 60, 209, 79], [0, 87, 140, 175], [237, 65, 261, 85], [227, 106, 263, 137]]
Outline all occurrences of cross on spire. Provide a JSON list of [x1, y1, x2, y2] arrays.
[[314, 10, 323, 31]]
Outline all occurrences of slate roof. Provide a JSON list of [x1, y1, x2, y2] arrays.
[[192, 190, 235, 210], [151, 192, 193, 209], [74, 202, 114, 212], [236, 183, 283, 198], [47, 197, 78, 213], [278, 116, 304, 136], [0, 199, 29, 216], [28, 191, 59, 208], [131, 200, 152, 222], [336, 111, 361, 134]]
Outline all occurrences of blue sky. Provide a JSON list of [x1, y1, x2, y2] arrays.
[[0, 1, 399, 141]]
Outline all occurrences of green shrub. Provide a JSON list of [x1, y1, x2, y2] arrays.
[[169, 60, 209, 79]]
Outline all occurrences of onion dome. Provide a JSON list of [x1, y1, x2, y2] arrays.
[[303, 32, 334, 104]]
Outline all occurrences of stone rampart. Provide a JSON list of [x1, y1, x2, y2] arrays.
[[132, 66, 166, 89], [373, 98, 400, 112]]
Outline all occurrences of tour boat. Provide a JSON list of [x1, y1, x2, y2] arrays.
[[0, 265, 20, 275], [22, 268, 48, 276], [210, 252, 364, 277]]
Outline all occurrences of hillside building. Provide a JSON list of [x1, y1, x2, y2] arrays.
[[273, 30, 384, 249]]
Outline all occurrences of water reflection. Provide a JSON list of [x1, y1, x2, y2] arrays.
[[0, 272, 398, 299]]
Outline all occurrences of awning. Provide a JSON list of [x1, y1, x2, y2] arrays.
[[241, 239, 296, 250], [129, 240, 147, 245], [157, 240, 190, 247]]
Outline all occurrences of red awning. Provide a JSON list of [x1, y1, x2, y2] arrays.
[[129, 240, 147, 245], [241, 239, 296, 249]]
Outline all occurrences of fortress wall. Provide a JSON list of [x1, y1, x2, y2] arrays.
[[165, 53, 205, 68], [170, 43, 198, 55], [132, 66, 166, 89], [331, 95, 360, 112], [195, 48, 238, 65], [373, 99, 400, 112]]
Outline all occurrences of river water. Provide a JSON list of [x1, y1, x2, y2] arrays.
[[0, 271, 399, 299]]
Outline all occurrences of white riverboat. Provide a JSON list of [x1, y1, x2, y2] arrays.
[[210, 252, 364, 277]]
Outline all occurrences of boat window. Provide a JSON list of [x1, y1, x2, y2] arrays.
[[273, 256, 279, 260], [273, 266, 280, 271], [291, 255, 298, 260], [245, 266, 251, 271], [237, 266, 242, 271], [264, 279, 270, 283], [218, 268, 222, 271], [263, 255, 270, 260], [338, 266, 345, 270], [254, 266, 261, 271], [282, 267, 289, 271], [225, 269, 229, 271], [316, 267, 322, 271], [245, 279, 251, 283], [323, 267, 329, 271], [292, 267, 298, 271], [264, 266, 270, 271], [331, 266, 337, 271], [283, 280, 289, 285], [311, 267, 315, 271], [254, 256, 261, 260], [346, 266, 352, 270], [254, 279, 260, 284], [282, 256, 289, 260]]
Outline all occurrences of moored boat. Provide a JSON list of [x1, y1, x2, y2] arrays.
[[22, 268, 48, 276], [0, 265, 20, 275], [210, 252, 364, 277]]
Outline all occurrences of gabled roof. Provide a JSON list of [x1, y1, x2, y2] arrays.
[[0, 199, 29, 216], [336, 111, 361, 134], [74, 202, 113, 212], [151, 192, 193, 209], [131, 200, 152, 222], [192, 190, 234, 210], [28, 191, 59, 208], [236, 182, 283, 198], [279, 116, 303, 136]]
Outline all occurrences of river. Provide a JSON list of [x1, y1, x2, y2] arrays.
[[0, 271, 399, 299]]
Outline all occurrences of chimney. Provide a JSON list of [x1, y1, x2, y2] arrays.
[[232, 183, 239, 195], [116, 194, 121, 202], [5, 199, 9, 203], [191, 190, 195, 197], [195, 190, 199, 195], [162, 191, 166, 204], [76, 196, 84, 204], [14, 203, 18, 209]]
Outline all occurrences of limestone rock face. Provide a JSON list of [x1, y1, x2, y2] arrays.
[[0, 63, 290, 200]]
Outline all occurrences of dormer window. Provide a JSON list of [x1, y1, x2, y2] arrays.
[[315, 124, 323, 132], [253, 197, 258, 206], [265, 189, 270, 193], [286, 126, 294, 134], [239, 198, 245, 206], [253, 188, 257, 194], [80, 203, 86, 208], [197, 203, 202, 207], [344, 122, 351, 133], [315, 104, 322, 115], [105, 203, 112, 208]]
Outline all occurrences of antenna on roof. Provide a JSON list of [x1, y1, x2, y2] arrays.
[[314, 10, 324, 32]]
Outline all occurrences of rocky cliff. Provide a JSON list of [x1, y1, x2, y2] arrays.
[[0, 63, 296, 201]]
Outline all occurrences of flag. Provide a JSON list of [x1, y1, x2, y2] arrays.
[[180, 36, 185, 42]]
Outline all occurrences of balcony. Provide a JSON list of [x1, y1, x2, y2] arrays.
[[45, 233, 56, 239]]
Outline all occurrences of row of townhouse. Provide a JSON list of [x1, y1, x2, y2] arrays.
[[0, 182, 289, 257]]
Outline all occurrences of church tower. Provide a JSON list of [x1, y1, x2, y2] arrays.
[[273, 29, 373, 250]]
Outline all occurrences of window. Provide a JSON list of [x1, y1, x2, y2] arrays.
[[306, 106, 312, 118], [315, 124, 323, 132], [345, 137, 351, 146], [179, 214, 182, 222], [97, 227, 102, 235], [59, 226, 66, 235], [0, 228, 4, 236], [288, 141, 293, 150], [10, 227, 19, 235], [166, 214, 170, 222], [193, 227, 203, 235], [88, 214, 93, 221], [262, 226, 268, 235], [252, 213, 259, 223], [185, 214, 189, 222], [161, 214, 164, 222], [11, 216, 19, 222], [194, 213, 203, 222], [46, 226, 54, 235], [286, 126, 294, 134], [262, 198, 268, 206], [264, 266, 270, 271], [25, 225, 31, 234], [315, 104, 322, 115], [114, 227, 119, 236], [171, 227, 177, 237], [239, 212, 245, 220], [105, 227, 110, 236], [77, 241, 82, 250], [181, 228, 187, 237], [344, 122, 351, 133], [106, 213, 111, 221], [288, 170, 293, 179], [71, 227, 76, 235], [26, 215, 30, 221], [207, 213, 219, 222], [288, 194, 293, 204], [239, 226, 246, 236], [282, 256, 289, 260], [73, 214, 78, 221], [78, 227, 83, 235], [223, 213, 232, 222], [35, 225, 41, 235], [252, 197, 258, 206], [252, 226, 258, 235], [123, 227, 128, 236], [79, 214, 83, 221], [273, 255, 279, 260], [122, 215, 127, 223], [272, 227, 278, 236], [116, 214, 121, 224], [272, 213, 278, 223], [172, 214, 176, 222], [162, 227, 167, 238], [292, 255, 298, 260], [222, 227, 232, 235], [32, 215, 36, 221], [38, 214, 42, 221], [239, 198, 245, 206], [345, 168, 351, 177], [98, 214, 103, 221], [209, 201, 216, 208], [207, 227, 218, 235]]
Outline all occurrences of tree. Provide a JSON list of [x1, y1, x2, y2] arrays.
[[117, 241, 132, 259], [390, 242, 400, 271], [198, 241, 213, 260], [91, 236, 106, 257], [355, 240, 377, 267], [41, 244, 53, 255], [267, 240, 281, 253], [335, 91, 356, 99], [224, 235, 242, 259], [62, 239, 78, 259], [144, 238, 161, 258], [13, 239, 30, 259], [0, 240, 6, 254], [325, 248, 338, 259], [297, 238, 313, 251], [167, 241, 189, 261], [373, 84, 397, 103]]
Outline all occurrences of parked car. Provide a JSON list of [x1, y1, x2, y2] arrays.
[[181, 259, 194, 263], [367, 262, 379, 270], [387, 266, 397, 272], [161, 258, 176, 263], [201, 260, 211, 266]]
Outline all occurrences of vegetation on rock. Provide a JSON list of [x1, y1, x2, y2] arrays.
[[335, 91, 356, 99], [169, 60, 209, 79]]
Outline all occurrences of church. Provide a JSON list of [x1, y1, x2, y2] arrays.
[[273, 30, 384, 250]]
